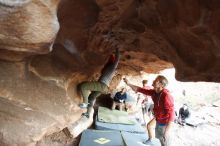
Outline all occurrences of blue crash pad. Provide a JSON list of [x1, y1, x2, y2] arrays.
[[121, 131, 161, 146], [79, 129, 125, 146]]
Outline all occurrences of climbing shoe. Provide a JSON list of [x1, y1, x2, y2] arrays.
[[143, 139, 153, 145], [82, 113, 89, 118], [79, 103, 88, 108]]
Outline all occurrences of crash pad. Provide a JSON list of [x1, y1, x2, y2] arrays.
[[121, 131, 161, 146], [79, 129, 125, 146], [98, 106, 135, 125], [95, 116, 145, 133]]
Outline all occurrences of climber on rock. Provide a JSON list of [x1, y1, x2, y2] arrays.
[[78, 48, 120, 118]]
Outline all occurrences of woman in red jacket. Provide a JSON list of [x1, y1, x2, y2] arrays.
[[124, 75, 175, 146]]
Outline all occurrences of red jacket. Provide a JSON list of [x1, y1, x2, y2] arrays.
[[141, 85, 152, 104], [137, 87, 175, 124]]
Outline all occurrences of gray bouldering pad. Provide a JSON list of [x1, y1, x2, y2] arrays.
[[121, 131, 161, 146], [95, 116, 145, 133], [79, 129, 125, 146], [98, 106, 136, 125], [186, 119, 206, 127], [185, 116, 207, 127]]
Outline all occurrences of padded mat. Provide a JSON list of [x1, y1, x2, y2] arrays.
[[95, 116, 145, 133], [121, 131, 161, 146], [79, 129, 125, 146], [98, 106, 135, 125]]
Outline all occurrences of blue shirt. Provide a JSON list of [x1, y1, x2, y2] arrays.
[[113, 92, 127, 102]]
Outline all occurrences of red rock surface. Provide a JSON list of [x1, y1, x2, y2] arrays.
[[0, 0, 220, 145]]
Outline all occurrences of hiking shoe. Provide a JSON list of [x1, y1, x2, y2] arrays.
[[79, 103, 88, 108], [143, 139, 153, 145]]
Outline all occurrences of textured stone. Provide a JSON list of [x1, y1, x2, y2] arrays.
[[0, 0, 60, 54], [0, 60, 83, 145], [0, 0, 220, 145]]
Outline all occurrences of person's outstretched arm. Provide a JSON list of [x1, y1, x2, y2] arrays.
[[123, 78, 139, 91], [124, 78, 154, 96]]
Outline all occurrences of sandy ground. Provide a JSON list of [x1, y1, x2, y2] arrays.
[[171, 105, 220, 146], [172, 123, 220, 146]]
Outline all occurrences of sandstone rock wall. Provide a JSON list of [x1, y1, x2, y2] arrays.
[[0, 0, 220, 145]]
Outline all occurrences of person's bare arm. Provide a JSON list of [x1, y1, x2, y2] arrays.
[[123, 78, 139, 91]]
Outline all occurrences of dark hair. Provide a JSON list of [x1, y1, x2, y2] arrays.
[[157, 75, 168, 87], [142, 80, 148, 84]]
